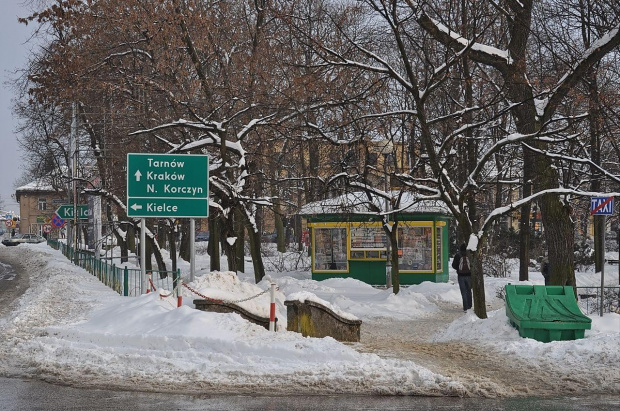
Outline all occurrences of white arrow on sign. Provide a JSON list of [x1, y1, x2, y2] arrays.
[[131, 203, 143, 211], [134, 170, 142, 182]]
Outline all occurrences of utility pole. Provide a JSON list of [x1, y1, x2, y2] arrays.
[[72, 103, 80, 264], [68, 103, 78, 255]]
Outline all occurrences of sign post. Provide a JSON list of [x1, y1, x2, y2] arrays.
[[140, 218, 146, 294], [127, 153, 209, 289], [190, 218, 195, 283], [590, 196, 615, 317]]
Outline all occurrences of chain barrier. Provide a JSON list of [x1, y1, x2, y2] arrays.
[[182, 282, 274, 304], [156, 281, 181, 309], [159, 282, 179, 299], [182, 283, 223, 303]]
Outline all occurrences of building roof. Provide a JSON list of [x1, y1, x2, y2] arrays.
[[15, 180, 57, 192], [299, 191, 451, 216], [15, 180, 62, 202]]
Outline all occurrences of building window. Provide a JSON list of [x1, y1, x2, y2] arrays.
[[38, 198, 47, 211]]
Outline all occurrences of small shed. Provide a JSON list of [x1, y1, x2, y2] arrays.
[[300, 192, 452, 286]]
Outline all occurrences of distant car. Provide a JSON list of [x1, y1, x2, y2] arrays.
[[2, 233, 46, 246], [195, 232, 209, 242]]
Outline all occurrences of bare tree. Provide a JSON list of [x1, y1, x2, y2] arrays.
[[281, 0, 620, 317]]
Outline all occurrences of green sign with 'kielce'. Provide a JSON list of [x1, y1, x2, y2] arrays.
[[55, 204, 89, 219], [126, 153, 209, 218]]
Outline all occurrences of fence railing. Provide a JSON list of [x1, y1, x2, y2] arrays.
[[48, 239, 180, 297], [575, 286, 620, 315]]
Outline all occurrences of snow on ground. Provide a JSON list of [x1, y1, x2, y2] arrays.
[[0, 242, 618, 397]]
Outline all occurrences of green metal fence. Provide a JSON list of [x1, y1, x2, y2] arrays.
[[575, 286, 620, 315], [48, 239, 181, 297]]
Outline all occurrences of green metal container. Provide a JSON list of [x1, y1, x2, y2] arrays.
[[504, 284, 592, 343]]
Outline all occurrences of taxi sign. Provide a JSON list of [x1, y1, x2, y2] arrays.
[[590, 197, 614, 216]]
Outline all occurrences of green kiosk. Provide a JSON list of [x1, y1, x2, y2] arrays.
[[301, 192, 452, 286]]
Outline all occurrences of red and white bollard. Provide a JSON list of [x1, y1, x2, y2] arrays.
[[177, 279, 183, 308], [146, 272, 152, 294], [269, 282, 277, 332]]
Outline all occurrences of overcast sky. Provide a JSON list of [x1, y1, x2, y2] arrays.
[[0, 1, 34, 213]]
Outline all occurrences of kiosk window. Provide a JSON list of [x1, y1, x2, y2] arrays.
[[313, 227, 347, 271], [350, 251, 365, 259], [350, 226, 387, 250], [398, 226, 433, 271], [350, 225, 387, 259]]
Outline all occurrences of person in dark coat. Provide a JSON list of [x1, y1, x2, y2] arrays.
[[452, 243, 473, 312], [541, 258, 550, 286]]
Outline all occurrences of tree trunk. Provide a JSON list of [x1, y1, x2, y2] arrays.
[[208, 212, 220, 271], [249, 227, 265, 283], [157, 221, 166, 250], [150, 236, 167, 273], [308, 138, 321, 202], [221, 215, 238, 273], [295, 214, 303, 252], [144, 224, 153, 272], [541, 194, 575, 286], [169, 223, 177, 273], [114, 218, 128, 264], [234, 209, 245, 273], [275, 201, 286, 253], [237, 206, 265, 283], [471, 245, 487, 319], [518, 199, 532, 281], [179, 219, 190, 263], [594, 215, 605, 273], [127, 223, 135, 254], [389, 224, 400, 294]]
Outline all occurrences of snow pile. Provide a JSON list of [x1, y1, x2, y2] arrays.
[[0, 244, 466, 396], [276, 276, 439, 320], [433, 304, 620, 393], [0, 243, 618, 397], [184, 269, 282, 319], [433, 309, 517, 343]]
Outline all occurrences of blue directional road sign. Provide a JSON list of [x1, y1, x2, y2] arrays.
[[590, 196, 614, 216], [127, 153, 209, 218]]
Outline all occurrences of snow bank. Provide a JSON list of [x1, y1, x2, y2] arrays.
[[1, 243, 618, 397], [0, 245, 467, 396]]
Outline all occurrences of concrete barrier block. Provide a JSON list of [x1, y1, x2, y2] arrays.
[[193, 299, 271, 330], [284, 299, 361, 342]]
